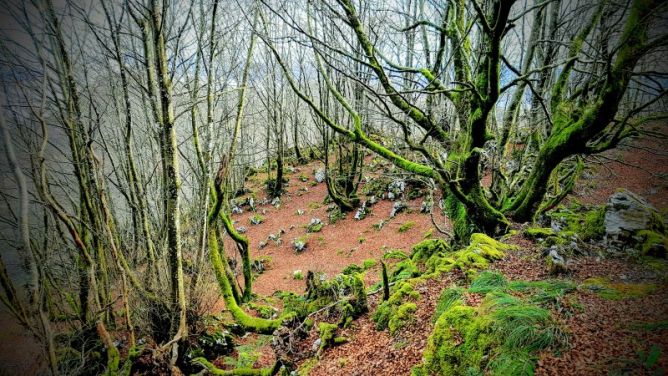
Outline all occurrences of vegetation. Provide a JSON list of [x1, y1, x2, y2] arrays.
[[0, 0, 664, 373]]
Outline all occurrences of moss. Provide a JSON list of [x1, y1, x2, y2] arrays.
[[362, 259, 377, 269], [390, 259, 420, 282], [428, 234, 512, 278], [297, 358, 318, 376], [398, 221, 416, 233], [524, 227, 555, 240], [545, 205, 605, 242], [249, 214, 265, 225], [388, 303, 417, 334], [193, 357, 278, 376], [423, 228, 434, 239], [373, 281, 421, 333], [636, 230, 668, 258], [411, 238, 450, 262], [582, 277, 657, 300], [383, 249, 408, 260]]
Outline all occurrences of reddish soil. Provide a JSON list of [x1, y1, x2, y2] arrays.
[[224, 163, 443, 296]]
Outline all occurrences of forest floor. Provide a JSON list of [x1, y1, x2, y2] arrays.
[[0, 126, 666, 376], [216, 125, 668, 375]]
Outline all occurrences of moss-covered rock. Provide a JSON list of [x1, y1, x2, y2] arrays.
[[636, 230, 668, 258], [318, 322, 348, 352], [413, 272, 570, 376], [372, 281, 421, 334]]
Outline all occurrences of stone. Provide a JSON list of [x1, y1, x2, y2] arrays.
[[259, 241, 267, 249], [236, 226, 247, 234], [297, 209, 305, 216], [420, 199, 433, 213], [311, 338, 322, 352], [271, 197, 281, 207], [546, 246, 568, 275], [605, 189, 658, 237], [354, 201, 367, 220], [315, 169, 326, 183], [293, 238, 307, 252], [231, 206, 243, 214], [604, 189, 665, 253], [390, 201, 407, 218]]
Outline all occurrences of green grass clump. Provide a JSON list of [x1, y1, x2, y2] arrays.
[[398, 221, 416, 233], [469, 271, 508, 294]]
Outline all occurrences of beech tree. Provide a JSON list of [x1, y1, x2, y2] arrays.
[[260, 0, 668, 240]]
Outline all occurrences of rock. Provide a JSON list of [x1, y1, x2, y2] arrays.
[[297, 209, 305, 216], [271, 197, 281, 207], [252, 259, 265, 273], [307, 218, 323, 233], [231, 206, 243, 214], [604, 189, 665, 251], [368, 195, 378, 206], [293, 238, 307, 252], [311, 338, 322, 352], [236, 226, 247, 234], [315, 169, 326, 183], [286, 166, 296, 173], [259, 241, 267, 249], [387, 192, 395, 200], [390, 201, 407, 218], [546, 246, 568, 275], [354, 201, 367, 220], [420, 198, 433, 213], [605, 189, 658, 236], [388, 179, 406, 196], [247, 197, 255, 211]]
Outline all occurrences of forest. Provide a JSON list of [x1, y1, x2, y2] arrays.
[[0, 0, 666, 374]]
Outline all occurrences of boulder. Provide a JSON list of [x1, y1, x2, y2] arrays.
[[545, 246, 568, 275], [604, 189, 666, 253], [314, 169, 326, 183], [605, 189, 660, 237]]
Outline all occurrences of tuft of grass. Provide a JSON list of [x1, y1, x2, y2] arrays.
[[468, 271, 508, 294], [398, 221, 416, 233]]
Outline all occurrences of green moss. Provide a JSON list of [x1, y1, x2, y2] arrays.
[[524, 227, 555, 240], [373, 281, 421, 334], [390, 259, 420, 282], [545, 205, 605, 242], [249, 214, 265, 225], [411, 238, 450, 262], [582, 277, 657, 300], [429, 234, 512, 278], [398, 221, 416, 233], [423, 228, 434, 239], [388, 303, 417, 334], [362, 259, 377, 269], [383, 249, 408, 260], [636, 230, 668, 258], [298, 358, 318, 376]]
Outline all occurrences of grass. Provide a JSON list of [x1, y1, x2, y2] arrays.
[[398, 221, 416, 233]]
